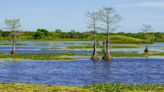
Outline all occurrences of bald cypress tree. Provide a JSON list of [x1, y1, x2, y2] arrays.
[[5, 19, 21, 54], [87, 12, 99, 61], [97, 7, 121, 61], [142, 24, 153, 54]]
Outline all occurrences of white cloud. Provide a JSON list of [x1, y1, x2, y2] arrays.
[[135, 2, 164, 7], [117, 1, 164, 8]]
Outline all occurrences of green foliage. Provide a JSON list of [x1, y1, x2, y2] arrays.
[[37, 28, 49, 36], [0, 30, 164, 43], [33, 29, 49, 39], [1, 31, 10, 37], [55, 29, 63, 33], [60, 30, 87, 39], [33, 31, 45, 39], [0, 29, 2, 38]]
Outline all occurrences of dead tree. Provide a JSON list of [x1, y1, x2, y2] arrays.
[[98, 7, 121, 61], [87, 12, 99, 61], [142, 24, 153, 54], [5, 19, 21, 54]]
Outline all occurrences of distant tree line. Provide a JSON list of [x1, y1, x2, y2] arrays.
[[0, 28, 164, 41]]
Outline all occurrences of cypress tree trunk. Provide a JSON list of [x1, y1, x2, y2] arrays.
[[91, 38, 99, 61], [102, 40, 106, 59], [11, 24, 16, 54], [144, 44, 149, 54], [91, 15, 99, 61], [11, 41, 16, 54], [103, 17, 112, 61], [144, 29, 149, 54], [103, 37, 112, 61]]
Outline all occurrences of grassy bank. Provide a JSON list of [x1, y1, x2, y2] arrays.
[[0, 83, 163, 92], [0, 54, 79, 60], [67, 45, 139, 49], [0, 83, 93, 92], [0, 53, 163, 60], [1, 33, 149, 43]]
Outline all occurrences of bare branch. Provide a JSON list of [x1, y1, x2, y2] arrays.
[[142, 24, 153, 33], [87, 11, 99, 32], [97, 7, 121, 33], [4, 19, 21, 42]]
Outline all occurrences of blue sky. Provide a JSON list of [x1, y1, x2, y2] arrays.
[[0, 0, 164, 32]]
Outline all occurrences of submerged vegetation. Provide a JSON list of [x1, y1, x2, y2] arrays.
[[0, 83, 163, 92]]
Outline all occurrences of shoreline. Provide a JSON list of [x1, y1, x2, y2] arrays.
[[0, 53, 164, 61]]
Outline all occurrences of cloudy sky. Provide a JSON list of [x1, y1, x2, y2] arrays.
[[0, 0, 164, 32]]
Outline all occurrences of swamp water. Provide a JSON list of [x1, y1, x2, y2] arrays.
[[0, 41, 163, 86], [0, 58, 163, 86], [0, 41, 164, 54]]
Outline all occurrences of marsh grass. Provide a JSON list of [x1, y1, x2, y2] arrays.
[[67, 45, 139, 49], [0, 83, 93, 92], [0, 54, 78, 60], [84, 83, 164, 92], [0, 83, 163, 92], [0, 53, 163, 60]]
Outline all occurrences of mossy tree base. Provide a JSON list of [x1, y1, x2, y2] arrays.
[[103, 53, 112, 61], [91, 54, 99, 61], [144, 48, 149, 54], [11, 50, 16, 54]]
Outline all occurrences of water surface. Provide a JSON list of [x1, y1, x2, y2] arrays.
[[0, 41, 163, 54], [0, 58, 163, 86]]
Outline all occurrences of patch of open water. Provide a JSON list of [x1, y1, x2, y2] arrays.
[[0, 58, 163, 86]]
